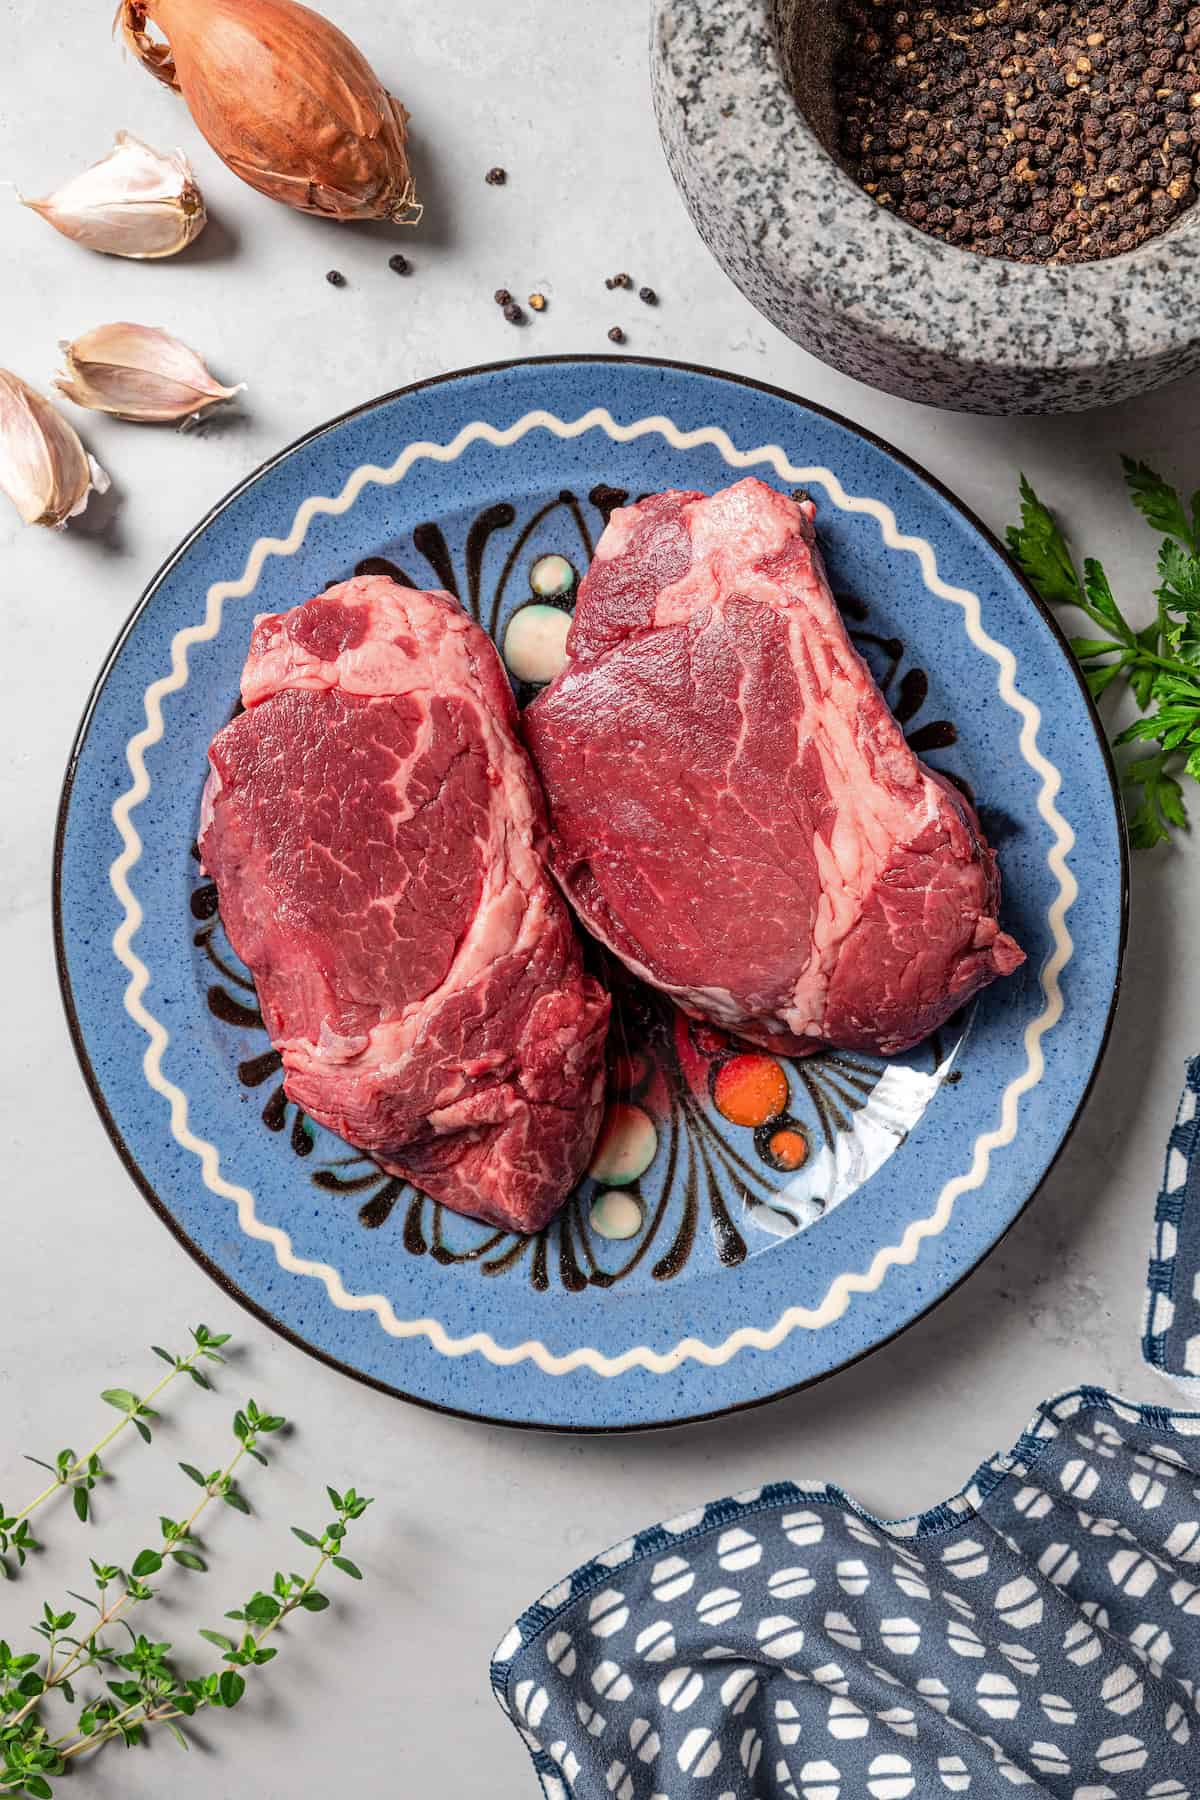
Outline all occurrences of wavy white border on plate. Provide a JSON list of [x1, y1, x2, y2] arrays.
[[109, 407, 1077, 1377]]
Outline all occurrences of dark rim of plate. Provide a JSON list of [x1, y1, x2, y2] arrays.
[[51, 354, 1131, 1436]]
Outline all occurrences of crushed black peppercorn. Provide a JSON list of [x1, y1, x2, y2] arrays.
[[832, 0, 1200, 263], [493, 288, 513, 306], [485, 166, 507, 186], [605, 272, 632, 290], [607, 325, 626, 343], [503, 302, 525, 325]]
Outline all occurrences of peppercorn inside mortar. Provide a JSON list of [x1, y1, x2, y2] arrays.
[[831, 0, 1200, 264]]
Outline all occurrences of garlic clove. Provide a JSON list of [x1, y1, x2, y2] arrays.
[[0, 371, 109, 527], [54, 323, 243, 424], [20, 131, 207, 259]]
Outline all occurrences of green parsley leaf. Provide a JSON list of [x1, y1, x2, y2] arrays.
[[1123, 455, 1197, 552], [1006, 474, 1083, 608], [1158, 539, 1200, 612], [1009, 466, 1200, 847]]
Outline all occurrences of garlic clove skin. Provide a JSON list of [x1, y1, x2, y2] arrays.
[[0, 371, 109, 528], [54, 323, 243, 425], [20, 131, 207, 259]]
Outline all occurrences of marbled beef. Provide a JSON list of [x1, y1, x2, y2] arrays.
[[201, 576, 610, 1233], [523, 478, 1023, 1057]]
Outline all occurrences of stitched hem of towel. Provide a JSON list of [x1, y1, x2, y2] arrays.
[[489, 1382, 1200, 1733], [1143, 1054, 1200, 1389]]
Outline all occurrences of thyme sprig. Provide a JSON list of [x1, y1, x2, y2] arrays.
[[0, 1327, 230, 1577], [3, 1400, 284, 1740], [0, 1481, 369, 1796]]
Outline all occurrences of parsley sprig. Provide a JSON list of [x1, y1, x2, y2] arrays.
[[1007, 457, 1200, 848]]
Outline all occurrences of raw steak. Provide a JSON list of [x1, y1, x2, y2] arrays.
[[200, 575, 610, 1233], [522, 478, 1024, 1057]]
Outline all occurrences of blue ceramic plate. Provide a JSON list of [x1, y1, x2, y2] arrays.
[[55, 357, 1126, 1431]]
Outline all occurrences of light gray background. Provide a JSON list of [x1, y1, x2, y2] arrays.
[[2, 4, 1198, 1795]]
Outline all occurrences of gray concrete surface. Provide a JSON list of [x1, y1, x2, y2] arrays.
[[2, 3, 1199, 1794]]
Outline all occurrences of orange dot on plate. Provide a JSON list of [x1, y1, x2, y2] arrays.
[[765, 1125, 808, 1172], [712, 1054, 789, 1127]]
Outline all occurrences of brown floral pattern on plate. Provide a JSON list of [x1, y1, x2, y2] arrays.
[[191, 488, 967, 1294]]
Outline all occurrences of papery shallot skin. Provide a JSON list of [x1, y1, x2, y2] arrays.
[[119, 0, 419, 223], [200, 577, 609, 1234], [522, 477, 1024, 1058]]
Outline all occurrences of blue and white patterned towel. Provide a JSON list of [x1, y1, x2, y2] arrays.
[[1145, 1058, 1200, 1391], [493, 1063, 1200, 1797]]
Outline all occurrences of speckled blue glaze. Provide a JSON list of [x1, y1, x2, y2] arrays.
[[55, 357, 1126, 1430]]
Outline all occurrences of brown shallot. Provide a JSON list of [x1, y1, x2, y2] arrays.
[[116, 0, 421, 224]]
